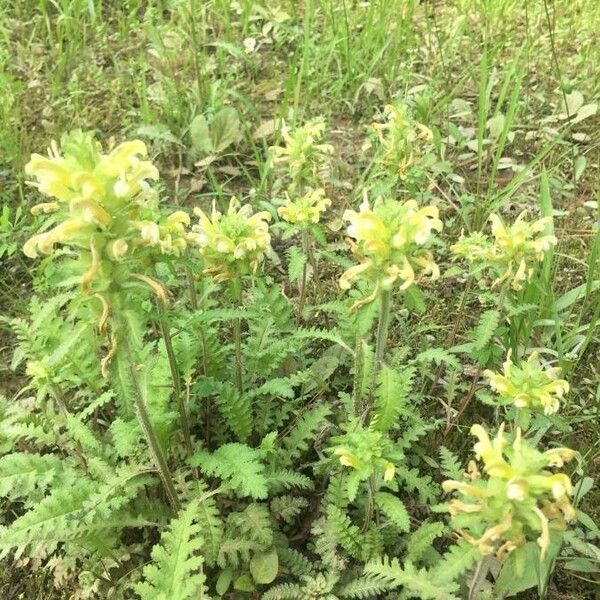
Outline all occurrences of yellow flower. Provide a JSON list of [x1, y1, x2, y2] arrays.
[[270, 119, 334, 187], [484, 350, 569, 415], [23, 131, 186, 375], [443, 423, 577, 560], [277, 188, 331, 226], [333, 448, 363, 470], [340, 197, 442, 308], [383, 462, 396, 482], [451, 212, 557, 290], [188, 197, 272, 282]]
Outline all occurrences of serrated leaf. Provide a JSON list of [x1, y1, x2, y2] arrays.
[[374, 492, 410, 532], [287, 245, 307, 283]]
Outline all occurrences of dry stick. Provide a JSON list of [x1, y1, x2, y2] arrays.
[[118, 334, 180, 512]]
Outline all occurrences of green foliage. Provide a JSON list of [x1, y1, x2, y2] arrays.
[[372, 364, 417, 432], [190, 443, 268, 499], [374, 492, 410, 532], [135, 499, 207, 600], [362, 557, 461, 599]]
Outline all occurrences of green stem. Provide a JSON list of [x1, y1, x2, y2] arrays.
[[116, 333, 180, 512], [158, 310, 193, 456], [187, 267, 212, 443], [231, 278, 244, 394], [367, 289, 392, 420], [185, 266, 199, 310], [297, 230, 310, 321]]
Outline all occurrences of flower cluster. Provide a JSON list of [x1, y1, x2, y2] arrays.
[[188, 197, 272, 283], [331, 423, 398, 485], [443, 424, 576, 560], [277, 188, 331, 227], [484, 350, 569, 416], [22, 131, 190, 375], [340, 197, 442, 309], [23, 130, 188, 273], [451, 212, 557, 290], [269, 119, 334, 188], [369, 103, 433, 180]]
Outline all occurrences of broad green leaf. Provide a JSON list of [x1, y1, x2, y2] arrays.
[[210, 107, 242, 153], [250, 548, 279, 584], [190, 115, 212, 155]]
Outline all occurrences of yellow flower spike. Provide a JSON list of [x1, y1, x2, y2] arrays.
[[107, 239, 129, 261], [339, 261, 373, 290], [70, 198, 112, 226], [24, 154, 74, 201], [452, 211, 558, 290], [370, 103, 433, 180], [484, 351, 570, 415], [23, 218, 88, 258], [94, 293, 110, 335], [544, 448, 576, 468], [533, 506, 551, 559], [188, 198, 272, 282], [333, 448, 363, 470], [447, 500, 483, 516], [100, 335, 118, 379], [445, 423, 577, 560], [442, 480, 490, 499], [270, 119, 334, 186], [340, 196, 442, 307], [132, 221, 161, 245], [278, 188, 332, 226], [132, 274, 170, 308], [30, 202, 59, 215], [506, 478, 528, 501]]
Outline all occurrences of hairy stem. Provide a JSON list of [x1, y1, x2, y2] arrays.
[[367, 289, 392, 420], [158, 309, 193, 455], [231, 278, 244, 394], [297, 229, 310, 321], [117, 333, 180, 511]]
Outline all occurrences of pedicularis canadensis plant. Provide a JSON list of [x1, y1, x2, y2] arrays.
[[4, 117, 594, 600]]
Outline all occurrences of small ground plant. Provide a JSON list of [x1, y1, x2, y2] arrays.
[[1, 2, 599, 599]]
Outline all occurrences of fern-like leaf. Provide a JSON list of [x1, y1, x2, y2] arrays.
[[0, 452, 65, 501], [406, 521, 446, 563], [374, 492, 410, 532], [471, 309, 500, 351], [363, 557, 460, 599], [134, 499, 206, 600], [438, 446, 463, 480], [190, 443, 268, 499], [281, 403, 332, 465], [372, 365, 417, 432]]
